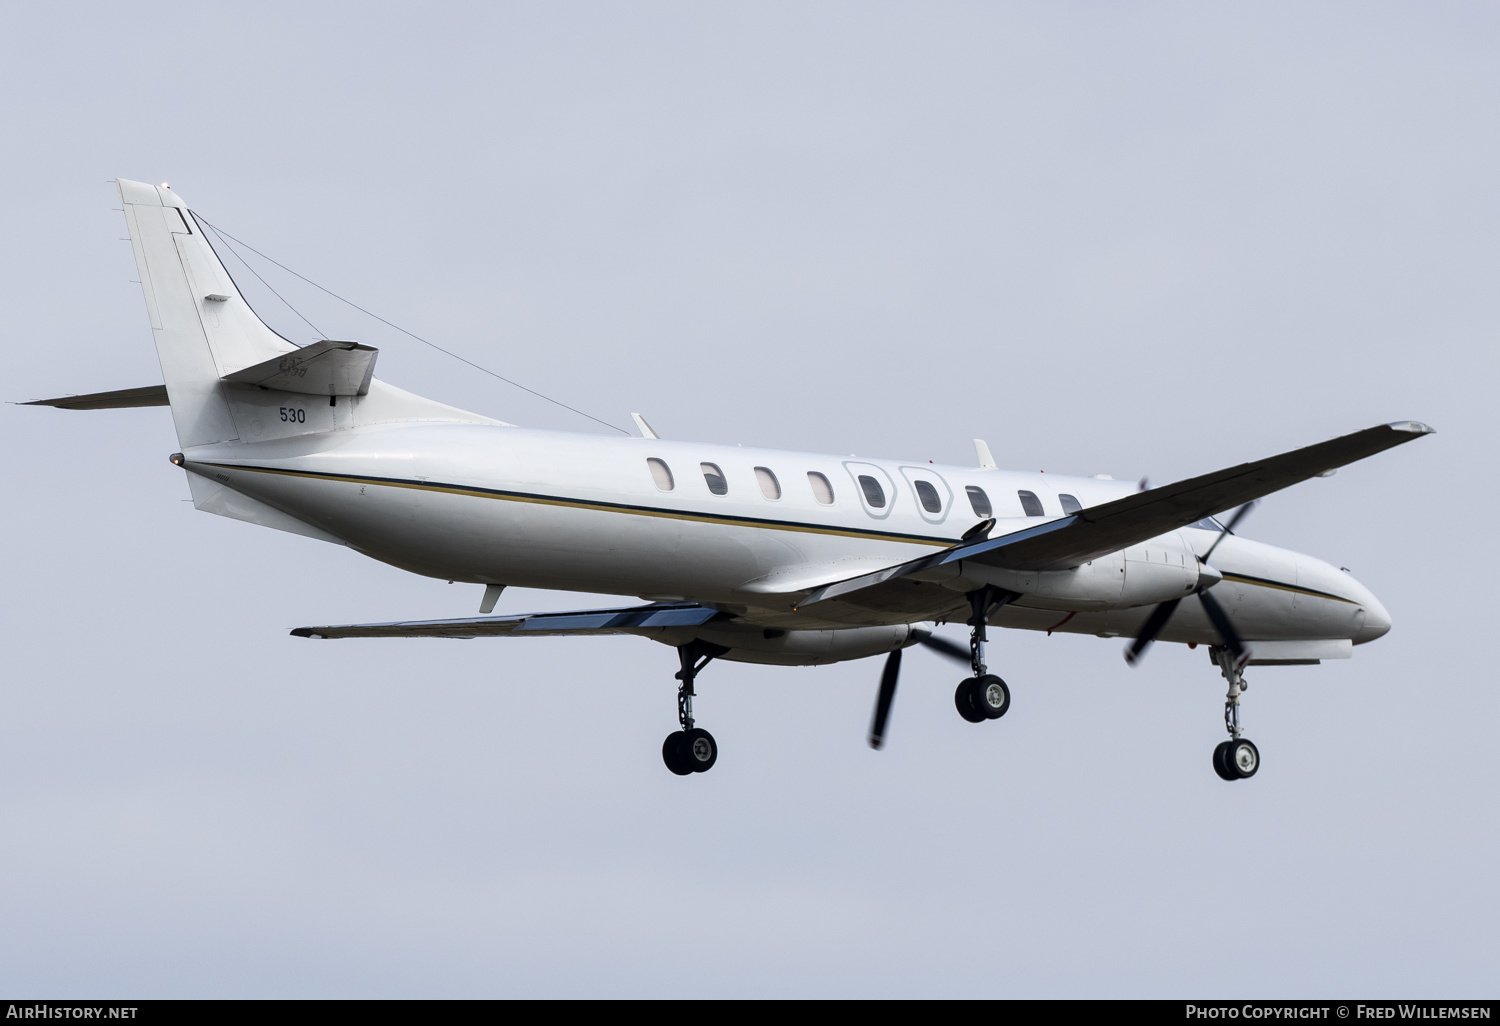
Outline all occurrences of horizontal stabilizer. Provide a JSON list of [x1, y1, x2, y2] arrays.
[[800, 421, 1435, 609], [292, 602, 726, 639], [223, 340, 378, 396], [22, 384, 169, 410]]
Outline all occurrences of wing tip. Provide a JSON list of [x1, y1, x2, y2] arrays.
[[1386, 420, 1435, 435], [290, 628, 325, 639]]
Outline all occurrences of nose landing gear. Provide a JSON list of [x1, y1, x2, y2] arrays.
[[955, 586, 1015, 724], [662, 639, 727, 775], [1210, 646, 1259, 780]]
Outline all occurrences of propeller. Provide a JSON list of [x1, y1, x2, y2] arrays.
[[1124, 501, 1257, 667], [915, 632, 971, 665], [867, 628, 974, 749], [867, 649, 902, 749]]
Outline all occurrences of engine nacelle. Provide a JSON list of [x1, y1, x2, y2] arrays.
[[637, 622, 919, 666], [912, 536, 1205, 611]]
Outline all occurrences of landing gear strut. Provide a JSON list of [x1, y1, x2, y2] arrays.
[[955, 586, 1015, 723], [1210, 645, 1260, 780], [662, 639, 727, 775]]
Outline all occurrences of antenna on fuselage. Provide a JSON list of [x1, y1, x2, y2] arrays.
[[973, 439, 997, 469], [632, 413, 661, 439]]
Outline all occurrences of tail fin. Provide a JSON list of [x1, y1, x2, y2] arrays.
[[118, 179, 298, 447], [118, 179, 498, 446]]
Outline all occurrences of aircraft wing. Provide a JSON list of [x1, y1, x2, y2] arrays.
[[291, 602, 728, 639], [800, 420, 1434, 609]]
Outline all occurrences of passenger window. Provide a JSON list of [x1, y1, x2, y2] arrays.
[[1059, 493, 1082, 515], [1189, 517, 1223, 532], [701, 462, 728, 495], [647, 458, 674, 492], [807, 472, 835, 505], [755, 467, 781, 500], [913, 480, 942, 513], [1017, 489, 1045, 517], [858, 475, 886, 508], [966, 486, 992, 518]]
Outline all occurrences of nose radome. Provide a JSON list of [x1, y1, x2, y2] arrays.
[[1354, 587, 1392, 644]]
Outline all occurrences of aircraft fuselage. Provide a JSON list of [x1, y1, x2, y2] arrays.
[[181, 420, 1391, 649]]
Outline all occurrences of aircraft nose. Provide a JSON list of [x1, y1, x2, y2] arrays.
[[1353, 584, 1392, 644]]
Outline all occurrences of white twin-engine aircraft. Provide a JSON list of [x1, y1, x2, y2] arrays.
[[30, 180, 1432, 780]]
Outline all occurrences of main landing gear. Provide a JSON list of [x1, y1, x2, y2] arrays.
[[662, 640, 728, 776], [955, 587, 1015, 724], [1210, 645, 1260, 781]]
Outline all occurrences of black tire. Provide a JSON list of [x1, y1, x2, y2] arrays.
[[682, 727, 718, 772], [954, 678, 986, 723], [974, 674, 1010, 719], [662, 731, 692, 775], [1212, 740, 1236, 780], [1226, 738, 1259, 779]]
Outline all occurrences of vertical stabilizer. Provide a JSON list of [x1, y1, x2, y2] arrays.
[[119, 179, 504, 446], [118, 179, 300, 447]]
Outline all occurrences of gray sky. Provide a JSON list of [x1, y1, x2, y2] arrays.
[[2, 1, 1495, 997]]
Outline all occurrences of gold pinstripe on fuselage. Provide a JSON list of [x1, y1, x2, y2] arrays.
[[200, 461, 1362, 607]]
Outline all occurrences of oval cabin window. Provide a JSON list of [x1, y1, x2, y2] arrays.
[[1017, 489, 1045, 517], [1059, 493, 1083, 515], [647, 458, 674, 492], [807, 472, 835, 505], [858, 475, 886, 508], [701, 462, 729, 495], [754, 467, 781, 500], [966, 486, 992, 518], [913, 480, 942, 513]]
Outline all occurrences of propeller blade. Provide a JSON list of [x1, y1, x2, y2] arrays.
[[916, 633, 971, 666], [1221, 499, 1258, 534], [1202, 500, 1257, 564], [1124, 597, 1182, 666], [1197, 588, 1246, 663], [868, 648, 902, 750]]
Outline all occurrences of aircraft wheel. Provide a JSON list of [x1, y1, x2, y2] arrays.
[[682, 728, 718, 773], [1212, 741, 1237, 781], [1226, 738, 1259, 779], [662, 731, 693, 776], [974, 674, 1010, 719], [955, 678, 987, 723]]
